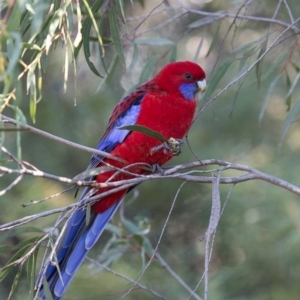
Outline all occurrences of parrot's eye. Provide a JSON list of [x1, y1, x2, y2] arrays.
[[184, 73, 192, 80]]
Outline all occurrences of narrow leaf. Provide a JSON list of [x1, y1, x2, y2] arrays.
[[139, 55, 159, 84], [82, 20, 103, 77], [291, 61, 300, 73], [109, 4, 126, 66], [206, 22, 221, 58], [286, 73, 292, 111], [27, 246, 39, 296], [169, 46, 177, 62], [128, 44, 139, 71], [86, 204, 91, 226], [119, 125, 167, 142], [193, 31, 206, 62], [43, 275, 54, 300], [6, 4, 22, 32], [7, 264, 23, 300], [203, 60, 232, 101], [259, 51, 287, 83], [259, 75, 280, 124], [114, 0, 126, 24], [281, 100, 300, 140], [134, 38, 174, 46], [74, 0, 105, 58], [286, 72, 300, 101]]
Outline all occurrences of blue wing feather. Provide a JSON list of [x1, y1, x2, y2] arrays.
[[39, 90, 146, 300]]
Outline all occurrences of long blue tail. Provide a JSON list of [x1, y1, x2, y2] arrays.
[[38, 200, 122, 299]]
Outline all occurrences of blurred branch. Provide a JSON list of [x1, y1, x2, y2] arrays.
[[1, 115, 125, 163]]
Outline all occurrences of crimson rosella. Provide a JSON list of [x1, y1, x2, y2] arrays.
[[37, 61, 206, 299]]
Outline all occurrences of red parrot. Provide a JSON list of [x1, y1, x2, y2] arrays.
[[37, 61, 206, 299]]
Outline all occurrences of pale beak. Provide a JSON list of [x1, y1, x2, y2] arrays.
[[197, 79, 206, 93]]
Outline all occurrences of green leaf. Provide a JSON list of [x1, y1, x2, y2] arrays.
[[43, 275, 54, 300], [291, 61, 300, 73], [86, 204, 91, 226], [109, 4, 126, 66], [28, 70, 37, 123], [0, 32, 22, 81], [95, 53, 119, 93], [16, 236, 41, 251], [122, 219, 140, 235], [206, 22, 221, 58], [0, 242, 32, 282], [259, 75, 280, 124], [139, 55, 159, 84], [286, 73, 292, 111], [203, 60, 233, 101], [114, 0, 126, 24], [82, 19, 103, 77], [193, 32, 206, 62], [134, 38, 174, 46], [119, 125, 167, 142], [255, 43, 266, 88], [7, 264, 23, 300], [74, 0, 105, 58], [105, 223, 122, 236], [259, 51, 287, 83], [169, 46, 177, 62], [26, 246, 39, 296], [6, 3, 22, 32], [286, 72, 300, 103], [188, 16, 212, 29], [281, 100, 300, 141], [81, 0, 105, 77], [128, 44, 139, 71]]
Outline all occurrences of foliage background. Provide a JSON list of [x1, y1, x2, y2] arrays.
[[1, 0, 300, 299]]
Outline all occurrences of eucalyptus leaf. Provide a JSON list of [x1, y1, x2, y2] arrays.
[[119, 125, 167, 142], [281, 100, 300, 141], [128, 44, 139, 71], [206, 22, 221, 58], [109, 4, 126, 66], [7, 265, 23, 300], [43, 275, 54, 300], [134, 38, 174, 46], [203, 60, 232, 101], [139, 55, 159, 84]]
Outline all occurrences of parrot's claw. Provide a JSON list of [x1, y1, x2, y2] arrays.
[[151, 138, 184, 156], [166, 138, 184, 156], [151, 163, 165, 174]]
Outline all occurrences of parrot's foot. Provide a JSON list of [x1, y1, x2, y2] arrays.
[[151, 163, 165, 174], [151, 138, 184, 156], [166, 138, 184, 156]]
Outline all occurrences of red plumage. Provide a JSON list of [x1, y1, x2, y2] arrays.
[[93, 61, 206, 213]]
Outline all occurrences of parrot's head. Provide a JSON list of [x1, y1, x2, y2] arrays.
[[154, 61, 206, 100]]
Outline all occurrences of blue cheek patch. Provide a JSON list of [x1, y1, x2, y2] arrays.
[[179, 83, 197, 100]]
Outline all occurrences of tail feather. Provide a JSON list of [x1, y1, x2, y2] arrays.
[[39, 200, 122, 299]]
